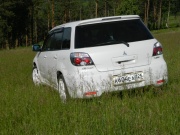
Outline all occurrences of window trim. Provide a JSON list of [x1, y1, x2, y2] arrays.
[[41, 27, 71, 51]]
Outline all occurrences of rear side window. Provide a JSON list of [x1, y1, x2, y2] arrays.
[[42, 27, 71, 51], [62, 28, 71, 49], [42, 34, 55, 51], [53, 32, 63, 50], [53, 28, 71, 50], [75, 19, 153, 48]]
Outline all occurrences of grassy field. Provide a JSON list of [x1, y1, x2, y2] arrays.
[[0, 29, 180, 135]]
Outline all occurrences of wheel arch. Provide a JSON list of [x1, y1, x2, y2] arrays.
[[57, 70, 71, 99], [57, 71, 63, 80], [33, 62, 37, 68]]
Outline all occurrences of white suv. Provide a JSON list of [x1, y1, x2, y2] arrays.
[[32, 15, 168, 101]]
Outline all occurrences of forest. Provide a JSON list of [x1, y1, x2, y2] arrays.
[[0, 0, 180, 49]]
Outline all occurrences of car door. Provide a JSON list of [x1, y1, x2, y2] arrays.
[[37, 34, 54, 83], [47, 30, 63, 86], [47, 27, 72, 86]]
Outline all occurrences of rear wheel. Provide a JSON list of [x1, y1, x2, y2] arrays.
[[58, 74, 69, 103], [32, 67, 41, 85]]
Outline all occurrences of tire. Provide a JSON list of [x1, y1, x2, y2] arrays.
[[58, 74, 69, 103], [32, 67, 41, 85]]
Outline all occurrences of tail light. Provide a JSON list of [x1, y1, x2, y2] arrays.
[[153, 42, 163, 56], [70, 52, 94, 66]]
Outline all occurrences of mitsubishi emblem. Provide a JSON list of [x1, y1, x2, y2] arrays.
[[123, 51, 127, 55]]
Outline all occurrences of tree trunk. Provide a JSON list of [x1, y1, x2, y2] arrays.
[[29, 23, 32, 45], [48, 12, 50, 31], [15, 39, 18, 48], [153, 0, 157, 29], [105, 0, 107, 16], [69, 10, 71, 22], [63, 2, 70, 23], [144, 2, 147, 25], [31, 5, 34, 45], [26, 33, 28, 47], [69, 0, 71, 21], [35, 19, 38, 43], [167, 0, 171, 28], [144, 0, 150, 27], [114, 7, 115, 16], [158, 0, 162, 29], [95, 0, 98, 18], [64, 10, 66, 23], [51, 0, 55, 28], [79, 7, 82, 20], [146, 0, 150, 27], [5, 39, 9, 50]]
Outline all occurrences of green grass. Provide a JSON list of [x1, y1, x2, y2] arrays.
[[0, 30, 180, 134]]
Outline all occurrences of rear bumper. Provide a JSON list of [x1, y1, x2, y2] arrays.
[[65, 57, 168, 98]]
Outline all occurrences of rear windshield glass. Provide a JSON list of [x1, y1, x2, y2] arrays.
[[75, 19, 153, 48]]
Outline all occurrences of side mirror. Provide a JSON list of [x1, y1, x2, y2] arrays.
[[32, 44, 41, 52]]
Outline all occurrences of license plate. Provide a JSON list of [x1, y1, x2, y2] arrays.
[[113, 72, 144, 85]]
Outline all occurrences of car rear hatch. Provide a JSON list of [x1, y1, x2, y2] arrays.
[[74, 17, 155, 72]]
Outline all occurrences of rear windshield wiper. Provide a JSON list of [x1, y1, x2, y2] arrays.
[[107, 40, 130, 47], [93, 40, 130, 47], [119, 41, 129, 47]]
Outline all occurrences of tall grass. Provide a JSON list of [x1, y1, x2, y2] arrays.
[[0, 30, 180, 134]]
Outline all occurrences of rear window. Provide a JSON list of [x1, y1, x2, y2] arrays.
[[75, 19, 153, 48]]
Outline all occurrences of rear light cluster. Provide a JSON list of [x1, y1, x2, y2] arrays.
[[70, 52, 94, 66], [153, 42, 163, 56]]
